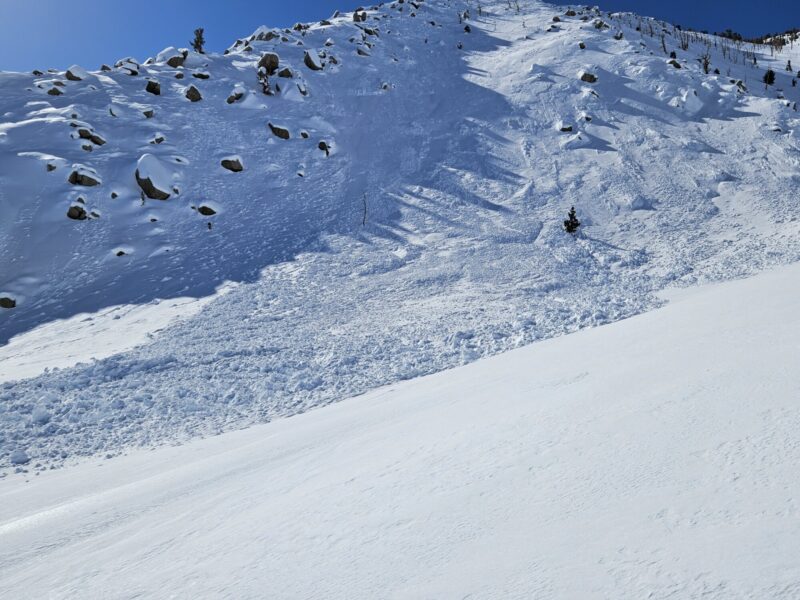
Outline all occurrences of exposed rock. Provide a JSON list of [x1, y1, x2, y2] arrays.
[[580, 72, 598, 83], [67, 205, 87, 220], [0, 297, 16, 309], [192, 71, 210, 79], [185, 85, 202, 102], [157, 47, 188, 68], [304, 50, 324, 71], [77, 128, 107, 146], [146, 79, 161, 95], [227, 90, 244, 104], [150, 135, 166, 144], [46, 163, 57, 172], [47, 87, 63, 96], [268, 122, 291, 139], [175, 72, 185, 79], [560, 125, 574, 132], [258, 52, 280, 76], [278, 67, 293, 78], [221, 156, 244, 172], [65, 65, 87, 81], [300, 131, 309, 139], [198, 205, 217, 216], [579, 42, 586, 50], [32, 69, 44, 76], [67, 165, 101, 186], [143, 109, 155, 119], [100, 64, 112, 72], [668, 59, 682, 69], [318, 140, 330, 156], [116, 250, 126, 257]]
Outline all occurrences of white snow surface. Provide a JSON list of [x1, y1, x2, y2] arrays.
[[1, 262, 799, 598], [2, 0, 800, 468]]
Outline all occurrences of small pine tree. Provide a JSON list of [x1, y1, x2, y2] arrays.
[[764, 68, 776, 86], [192, 27, 206, 54], [564, 207, 581, 234]]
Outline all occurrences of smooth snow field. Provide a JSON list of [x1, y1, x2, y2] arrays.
[[1, 263, 799, 599]]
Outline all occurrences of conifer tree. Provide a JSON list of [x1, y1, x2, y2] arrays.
[[564, 207, 581, 234], [192, 28, 206, 54]]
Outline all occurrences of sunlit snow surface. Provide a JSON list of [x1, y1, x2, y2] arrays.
[[2, 0, 800, 469], [1, 263, 798, 598]]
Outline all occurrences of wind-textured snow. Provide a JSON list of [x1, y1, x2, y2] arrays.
[[1, 262, 799, 598], [2, 0, 800, 468]]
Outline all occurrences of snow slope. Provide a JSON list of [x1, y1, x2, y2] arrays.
[[2, 0, 800, 467], [2, 262, 799, 599]]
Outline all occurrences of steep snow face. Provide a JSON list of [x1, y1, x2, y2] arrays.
[[2, 0, 800, 468], [2, 262, 800, 598]]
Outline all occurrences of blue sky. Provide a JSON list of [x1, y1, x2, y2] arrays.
[[1, 1, 798, 72]]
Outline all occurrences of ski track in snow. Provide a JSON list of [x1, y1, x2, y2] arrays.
[[2, 0, 800, 469]]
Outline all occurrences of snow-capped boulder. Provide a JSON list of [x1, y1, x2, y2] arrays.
[[278, 67, 293, 78], [135, 154, 173, 200], [65, 65, 88, 81], [67, 205, 88, 220], [268, 122, 291, 139], [198, 205, 217, 216], [156, 47, 188, 68], [221, 156, 244, 172], [258, 53, 280, 76], [67, 164, 101, 186], [304, 50, 323, 71], [185, 85, 202, 102], [226, 85, 245, 104], [0, 296, 16, 309]]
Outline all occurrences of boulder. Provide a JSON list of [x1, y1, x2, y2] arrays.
[[258, 52, 280, 75], [318, 140, 330, 155], [227, 90, 244, 104], [47, 87, 63, 96], [668, 59, 682, 69], [580, 72, 598, 83], [192, 71, 210, 79], [198, 205, 217, 216], [157, 47, 187, 68], [65, 65, 88, 81], [304, 50, 324, 71], [278, 67, 293, 78], [67, 205, 87, 220], [146, 79, 161, 95], [268, 122, 290, 139], [135, 154, 172, 200], [67, 165, 101, 186], [143, 108, 155, 118], [0, 297, 15, 309], [77, 128, 107, 146], [185, 85, 202, 102], [221, 156, 244, 172]]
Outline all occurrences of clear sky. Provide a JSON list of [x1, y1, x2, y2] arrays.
[[1, 1, 798, 72]]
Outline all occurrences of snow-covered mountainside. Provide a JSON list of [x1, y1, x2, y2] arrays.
[[2, 0, 800, 469], [2, 262, 799, 599]]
